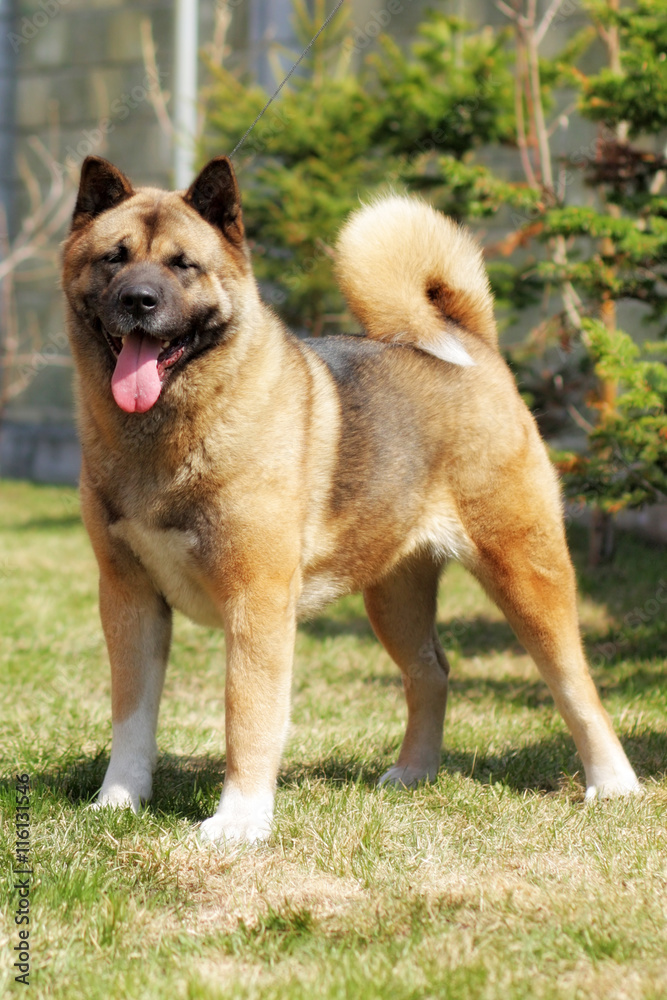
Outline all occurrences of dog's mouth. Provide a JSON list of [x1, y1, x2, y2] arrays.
[[103, 327, 188, 371], [103, 327, 190, 413]]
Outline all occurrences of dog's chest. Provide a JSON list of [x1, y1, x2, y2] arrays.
[[110, 519, 224, 627]]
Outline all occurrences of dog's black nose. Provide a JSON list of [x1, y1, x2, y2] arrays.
[[119, 285, 159, 315]]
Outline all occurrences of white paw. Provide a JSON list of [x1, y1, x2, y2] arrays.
[[89, 784, 144, 813], [378, 763, 437, 789], [198, 786, 274, 847], [585, 773, 641, 801]]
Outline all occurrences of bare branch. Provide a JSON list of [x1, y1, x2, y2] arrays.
[[562, 282, 584, 331], [206, 4, 232, 69], [515, 38, 538, 187], [526, 25, 554, 190], [17, 151, 41, 219], [314, 237, 336, 261], [551, 233, 583, 330], [0, 136, 76, 413], [535, 0, 565, 46], [547, 101, 577, 137], [495, 0, 520, 22], [567, 403, 595, 433], [140, 17, 174, 137], [649, 141, 667, 195]]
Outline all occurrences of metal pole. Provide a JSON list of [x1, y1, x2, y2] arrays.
[[0, 0, 17, 234], [173, 0, 199, 190]]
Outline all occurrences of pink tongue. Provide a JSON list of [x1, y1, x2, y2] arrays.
[[111, 332, 163, 413]]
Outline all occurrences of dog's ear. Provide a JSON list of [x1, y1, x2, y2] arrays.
[[184, 157, 245, 246], [71, 157, 134, 231]]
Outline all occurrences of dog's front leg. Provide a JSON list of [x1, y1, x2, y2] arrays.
[[93, 557, 172, 813], [200, 582, 297, 846]]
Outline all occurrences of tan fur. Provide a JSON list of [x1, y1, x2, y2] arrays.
[[336, 196, 497, 364], [63, 156, 639, 844]]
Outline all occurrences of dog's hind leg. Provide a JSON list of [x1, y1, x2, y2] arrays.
[[462, 488, 639, 800], [364, 555, 449, 788]]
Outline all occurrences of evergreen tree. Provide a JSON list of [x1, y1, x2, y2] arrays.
[[203, 3, 518, 331], [538, 0, 667, 538], [202, 0, 667, 542]]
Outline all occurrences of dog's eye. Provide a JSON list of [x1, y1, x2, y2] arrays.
[[101, 246, 128, 265], [171, 255, 198, 271]]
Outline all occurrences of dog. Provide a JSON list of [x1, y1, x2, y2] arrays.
[[62, 154, 639, 844]]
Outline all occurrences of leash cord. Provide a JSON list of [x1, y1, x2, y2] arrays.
[[230, 0, 345, 158]]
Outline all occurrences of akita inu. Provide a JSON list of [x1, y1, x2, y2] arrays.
[[62, 155, 639, 844]]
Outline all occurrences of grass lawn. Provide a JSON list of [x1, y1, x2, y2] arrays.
[[1, 479, 666, 999]]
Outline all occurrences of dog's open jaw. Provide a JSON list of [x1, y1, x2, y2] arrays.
[[107, 329, 186, 413]]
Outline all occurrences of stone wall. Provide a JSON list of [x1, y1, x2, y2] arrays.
[[14, 0, 176, 194], [0, 418, 80, 483], [1, 0, 343, 439], [1, 0, 350, 483], [5, 0, 177, 438], [1, 0, 394, 448]]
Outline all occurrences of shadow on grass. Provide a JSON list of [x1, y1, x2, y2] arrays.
[[452, 663, 667, 705], [304, 610, 664, 671], [363, 616, 665, 667], [14, 729, 666, 823], [368, 661, 667, 708], [301, 526, 665, 662], [437, 618, 523, 657], [279, 729, 667, 795], [592, 663, 667, 698], [300, 615, 375, 641], [584, 625, 667, 670], [301, 613, 522, 655], [368, 671, 554, 709], [568, 523, 666, 618], [6, 749, 227, 823]]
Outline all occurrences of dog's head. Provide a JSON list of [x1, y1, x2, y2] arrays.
[[63, 156, 253, 414]]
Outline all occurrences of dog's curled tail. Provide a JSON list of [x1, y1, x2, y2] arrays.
[[335, 196, 497, 366]]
